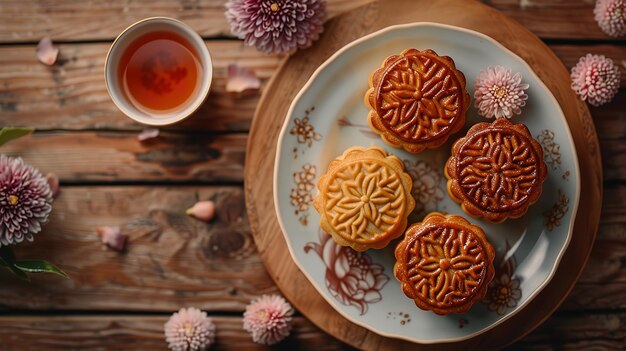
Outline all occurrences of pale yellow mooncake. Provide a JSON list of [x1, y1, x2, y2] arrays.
[[313, 146, 415, 251]]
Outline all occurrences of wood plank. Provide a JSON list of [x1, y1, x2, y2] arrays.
[[582, 186, 626, 283], [1, 312, 625, 351], [0, 0, 373, 43], [0, 186, 279, 311], [0, 41, 280, 132], [601, 139, 626, 182], [564, 282, 626, 311], [484, 0, 615, 40], [0, 0, 616, 42], [561, 184, 626, 311], [0, 315, 352, 351], [589, 97, 626, 141], [0, 184, 625, 312], [0, 132, 246, 183], [511, 312, 626, 351], [0, 42, 624, 132], [3, 133, 623, 193]]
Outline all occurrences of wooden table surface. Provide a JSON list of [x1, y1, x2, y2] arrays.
[[0, 1, 624, 350]]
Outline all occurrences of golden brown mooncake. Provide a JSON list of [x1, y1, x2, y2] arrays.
[[313, 146, 415, 251], [365, 48, 470, 154], [394, 213, 495, 315], [445, 118, 548, 223]]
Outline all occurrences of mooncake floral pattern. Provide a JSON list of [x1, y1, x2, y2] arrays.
[[374, 50, 464, 141], [405, 226, 488, 307], [403, 159, 444, 213], [456, 129, 540, 212], [304, 230, 390, 315], [324, 161, 405, 241], [544, 189, 569, 231], [290, 163, 316, 225], [483, 241, 522, 315], [536, 129, 561, 170], [290, 107, 321, 159]]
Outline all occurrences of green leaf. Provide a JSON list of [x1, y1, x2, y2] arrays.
[[0, 127, 34, 146], [14, 260, 69, 278]]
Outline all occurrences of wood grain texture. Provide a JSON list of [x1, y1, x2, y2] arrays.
[[245, 0, 602, 349], [602, 140, 626, 181], [0, 41, 279, 132], [0, 0, 372, 43], [0, 186, 279, 311], [511, 312, 626, 351], [0, 0, 620, 349], [578, 185, 626, 284], [590, 97, 626, 140], [0, 315, 353, 351], [0, 183, 622, 312], [6, 129, 623, 186], [0, 0, 616, 42], [2, 311, 626, 351], [562, 185, 626, 311], [0, 41, 624, 132], [0, 132, 246, 182], [483, 0, 616, 40]]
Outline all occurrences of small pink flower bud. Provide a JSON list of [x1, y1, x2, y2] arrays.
[[97, 226, 128, 252], [186, 201, 216, 222]]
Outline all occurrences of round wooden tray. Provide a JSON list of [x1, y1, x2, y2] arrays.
[[244, 0, 602, 349]]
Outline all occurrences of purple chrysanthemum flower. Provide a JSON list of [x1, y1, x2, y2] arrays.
[[474, 66, 530, 119], [225, 0, 326, 54], [0, 155, 52, 247]]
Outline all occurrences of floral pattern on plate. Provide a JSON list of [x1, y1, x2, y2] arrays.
[[402, 159, 444, 214], [537, 129, 561, 170], [483, 242, 522, 315], [290, 163, 316, 225], [544, 189, 569, 231], [290, 107, 322, 159], [304, 230, 390, 315], [537, 129, 571, 180]]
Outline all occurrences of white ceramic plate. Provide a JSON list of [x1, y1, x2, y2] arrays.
[[274, 23, 580, 344]]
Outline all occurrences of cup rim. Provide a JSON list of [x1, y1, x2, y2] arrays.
[[104, 17, 213, 126]]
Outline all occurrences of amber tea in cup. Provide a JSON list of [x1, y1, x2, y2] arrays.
[[119, 31, 201, 112], [106, 18, 212, 125]]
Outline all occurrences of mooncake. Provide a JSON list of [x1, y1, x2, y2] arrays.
[[394, 213, 495, 315], [313, 146, 415, 251], [365, 48, 470, 154], [445, 118, 547, 223]]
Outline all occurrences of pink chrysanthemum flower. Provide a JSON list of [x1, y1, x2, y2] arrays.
[[243, 294, 294, 345], [594, 0, 626, 37], [0, 155, 52, 247], [164, 307, 216, 351], [571, 54, 621, 106], [474, 66, 529, 119], [225, 0, 326, 54]]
